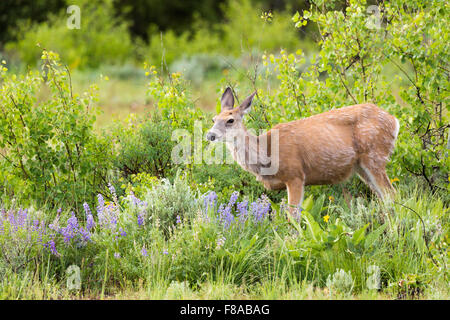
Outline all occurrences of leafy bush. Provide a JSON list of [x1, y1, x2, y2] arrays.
[[6, 0, 134, 69], [146, 0, 304, 67], [0, 50, 113, 208], [221, 0, 302, 54], [145, 64, 203, 130], [113, 111, 177, 179], [142, 173, 199, 232]]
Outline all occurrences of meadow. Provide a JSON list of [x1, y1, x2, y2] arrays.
[[0, 0, 448, 300]]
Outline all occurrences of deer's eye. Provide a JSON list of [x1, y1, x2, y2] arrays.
[[227, 119, 234, 125]]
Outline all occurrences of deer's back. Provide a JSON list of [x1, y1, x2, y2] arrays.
[[269, 103, 398, 185]]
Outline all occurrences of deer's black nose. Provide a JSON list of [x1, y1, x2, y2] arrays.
[[206, 132, 216, 141]]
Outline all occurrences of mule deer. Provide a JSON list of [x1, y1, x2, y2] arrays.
[[206, 87, 400, 212]]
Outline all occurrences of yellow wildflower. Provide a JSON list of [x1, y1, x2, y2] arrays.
[[390, 177, 400, 184], [323, 215, 330, 223], [328, 195, 334, 202]]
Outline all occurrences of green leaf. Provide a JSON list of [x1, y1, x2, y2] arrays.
[[352, 223, 370, 245], [302, 195, 314, 212], [364, 224, 388, 250]]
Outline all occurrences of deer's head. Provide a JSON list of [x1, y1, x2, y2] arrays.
[[206, 87, 256, 142]]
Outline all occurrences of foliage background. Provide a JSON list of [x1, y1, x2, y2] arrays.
[[0, 0, 448, 299]]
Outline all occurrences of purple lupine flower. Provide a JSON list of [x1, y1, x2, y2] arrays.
[[118, 227, 127, 237], [176, 215, 181, 224], [203, 191, 218, 215], [83, 202, 95, 231], [237, 200, 249, 223], [67, 212, 79, 229], [218, 202, 234, 229], [49, 221, 59, 232], [129, 191, 147, 208], [163, 249, 169, 255], [97, 194, 106, 226], [97, 194, 118, 230], [108, 183, 116, 195], [36, 220, 46, 244], [108, 183, 118, 205], [6, 209, 20, 231], [228, 191, 239, 207], [202, 191, 218, 222], [251, 195, 271, 223], [0, 208, 69, 256], [44, 240, 59, 256], [83, 202, 91, 216], [17, 208, 27, 228], [141, 247, 148, 257], [217, 203, 224, 220], [78, 227, 91, 242], [294, 205, 302, 222], [97, 194, 105, 214], [137, 213, 144, 227], [97, 193, 105, 207], [114, 252, 121, 259], [217, 191, 242, 229], [32, 219, 40, 231], [59, 212, 79, 244], [86, 213, 95, 231]]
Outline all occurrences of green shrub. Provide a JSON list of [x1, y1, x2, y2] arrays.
[[146, 0, 304, 67], [145, 64, 203, 130], [113, 111, 178, 180], [6, 0, 134, 69], [142, 173, 199, 232], [221, 0, 301, 54], [0, 50, 113, 209]]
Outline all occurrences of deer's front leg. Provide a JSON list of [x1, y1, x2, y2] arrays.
[[286, 179, 304, 219]]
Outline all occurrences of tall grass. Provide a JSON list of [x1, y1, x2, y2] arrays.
[[0, 178, 448, 300]]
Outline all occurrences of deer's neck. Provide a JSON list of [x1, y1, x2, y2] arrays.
[[225, 127, 271, 176]]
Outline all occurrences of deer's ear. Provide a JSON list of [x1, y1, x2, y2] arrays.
[[239, 91, 256, 115], [221, 87, 234, 111]]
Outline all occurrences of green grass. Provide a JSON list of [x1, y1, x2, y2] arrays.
[[0, 179, 448, 300], [69, 66, 150, 127]]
